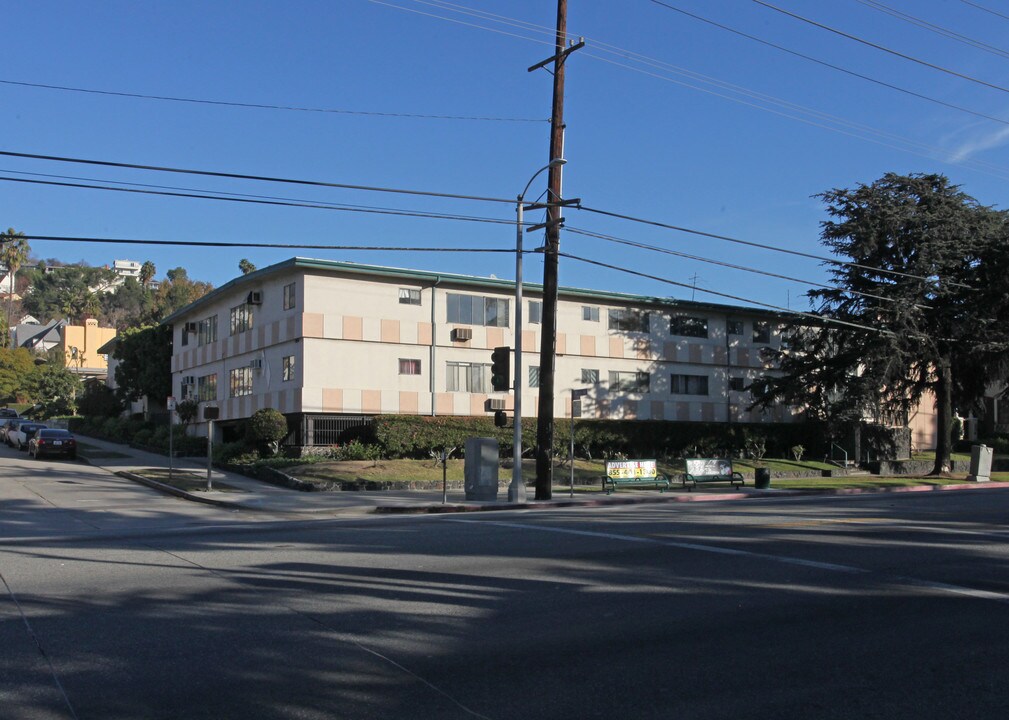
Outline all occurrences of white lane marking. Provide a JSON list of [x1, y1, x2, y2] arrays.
[[450, 519, 1009, 603]]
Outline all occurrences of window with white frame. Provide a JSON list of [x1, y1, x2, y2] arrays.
[[581, 368, 599, 384], [671, 374, 709, 395], [729, 376, 746, 392], [670, 314, 708, 338], [230, 303, 253, 335], [282, 356, 295, 382], [529, 366, 540, 388], [446, 362, 490, 392], [608, 308, 650, 333], [283, 283, 296, 311], [399, 287, 421, 305], [609, 370, 650, 393], [582, 306, 600, 322], [727, 319, 744, 336], [229, 367, 253, 397], [446, 293, 510, 327], [198, 316, 218, 346], [529, 301, 542, 324], [198, 374, 217, 402], [399, 358, 421, 375], [753, 321, 771, 344]]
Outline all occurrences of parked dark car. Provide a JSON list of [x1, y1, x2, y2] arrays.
[[0, 407, 18, 420], [11, 422, 47, 450], [29, 429, 77, 460]]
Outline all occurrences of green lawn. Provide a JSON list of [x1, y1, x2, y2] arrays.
[[130, 468, 239, 492]]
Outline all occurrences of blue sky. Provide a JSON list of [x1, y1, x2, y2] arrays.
[[4, 0, 1009, 313]]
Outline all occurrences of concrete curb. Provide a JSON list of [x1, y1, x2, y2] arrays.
[[114, 471, 259, 510]]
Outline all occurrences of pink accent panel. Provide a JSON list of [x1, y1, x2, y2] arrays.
[[689, 344, 702, 364], [399, 392, 419, 414], [361, 390, 381, 414], [677, 402, 691, 421], [713, 346, 727, 364], [565, 395, 572, 417], [436, 393, 455, 415], [470, 394, 488, 416], [701, 402, 715, 422], [609, 337, 624, 358], [580, 335, 595, 356], [343, 316, 363, 341], [662, 342, 676, 360], [651, 401, 664, 420], [418, 322, 432, 345], [636, 345, 651, 361], [303, 313, 325, 338], [486, 327, 504, 349], [322, 389, 343, 412], [556, 333, 566, 355], [625, 401, 638, 419], [522, 331, 536, 352], [737, 348, 750, 367], [381, 319, 401, 344], [292, 389, 303, 413], [257, 325, 266, 348], [285, 316, 297, 341]]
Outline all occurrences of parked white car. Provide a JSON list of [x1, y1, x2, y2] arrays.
[[10, 421, 47, 451]]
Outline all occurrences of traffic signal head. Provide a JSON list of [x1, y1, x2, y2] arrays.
[[494, 410, 508, 427], [490, 346, 510, 392]]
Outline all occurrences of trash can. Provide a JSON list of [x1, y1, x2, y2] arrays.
[[754, 467, 771, 490]]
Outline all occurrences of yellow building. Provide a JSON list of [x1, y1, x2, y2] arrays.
[[61, 318, 117, 380]]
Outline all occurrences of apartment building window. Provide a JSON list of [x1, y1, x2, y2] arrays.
[[581, 368, 599, 384], [181, 380, 195, 400], [753, 321, 771, 344], [446, 362, 489, 392], [671, 374, 709, 395], [399, 288, 421, 305], [727, 319, 744, 336], [229, 367, 253, 397], [582, 306, 600, 322], [609, 370, 650, 393], [180, 327, 190, 346], [446, 293, 510, 327], [529, 301, 542, 324], [529, 366, 540, 388], [230, 304, 253, 335], [399, 358, 421, 375], [283, 283, 296, 310], [198, 316, 218, 346], [729, 376, 746, 392], [198, 374, 218, 402], [283, 356, 295, 382], [670, 315, 708, 338], [608, 309, 650, 333]]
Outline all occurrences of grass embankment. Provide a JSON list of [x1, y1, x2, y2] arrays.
[[124, 467, 240, 493]]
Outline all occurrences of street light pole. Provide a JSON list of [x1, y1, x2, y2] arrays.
[[510, 159, 566, 504]]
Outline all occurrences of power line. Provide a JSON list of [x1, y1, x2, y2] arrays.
[[753, 0, 1009, 95], [855, 0, 1009, 60], [0, 175, 515, 225], [0, 170, 514, 225], [0, 78, 548, 124], [22, 234, 518, 252], [959, 0, 1009, 23], [575, 205, 972, 288], [565, 226, 926, 308], [0, 150, 516, 204], [557, 251, 894, 336], [649, 0, 1009, 128]]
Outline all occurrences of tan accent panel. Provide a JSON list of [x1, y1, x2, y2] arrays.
[[701, 402, 715, 422], [676, 402, 690, 421], [523, 331, 537, 352], [381, 319, 401, 344], [555, 333, 566, 356], [302, 313, 325, 339], [713, 346, 727, 364], [285, 316, 297, 341], [636, 345, 651, 361], [322, 388, 343, 412], [581, 335, 596, 356], [257, 325, 266, 348], [486, 327, 504, 349], [361, 390, 382, 414], [651, 401, 665, 420], [737, 348, 749, 367], [399, 391, 419, 414], [689, 344, 702, 364], [609, 337, 624, 358], [292, 389, 303, 413], [343, 316, 363, 341], [624, 400, 638, 419], [662, 342, 676, 360], [470, 394, 489, 416], [418, 322, 432, 346], [436, 393, 455, 415]]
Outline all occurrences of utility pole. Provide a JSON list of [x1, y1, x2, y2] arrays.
[[533, 0, 581, 501]]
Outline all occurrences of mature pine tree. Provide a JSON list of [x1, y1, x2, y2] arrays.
[[752, 173, 1009, 474]]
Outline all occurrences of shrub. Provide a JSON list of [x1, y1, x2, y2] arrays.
[[247, 409, 288, 454], [329, 440, 382, 461]]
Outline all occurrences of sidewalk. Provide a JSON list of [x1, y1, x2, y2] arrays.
[[76, 435, 796, 516], [77, 436, 1009, 517]]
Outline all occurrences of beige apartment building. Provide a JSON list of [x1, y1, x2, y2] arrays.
[[166, 258, 795, 444]]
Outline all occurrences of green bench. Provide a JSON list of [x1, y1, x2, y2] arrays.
[[682, 458, 745, 490], [602, 459, 671, 494]]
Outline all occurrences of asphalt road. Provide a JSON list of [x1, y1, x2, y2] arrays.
[[2, 445, 1009, 719]]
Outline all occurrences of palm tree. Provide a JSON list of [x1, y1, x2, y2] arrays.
[[0, 229, 30, 348], [140, 260, 155, 288]]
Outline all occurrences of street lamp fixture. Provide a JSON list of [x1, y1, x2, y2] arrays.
[[510, 158, 566, 503]]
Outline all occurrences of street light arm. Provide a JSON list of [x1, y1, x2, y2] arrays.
[[519, 158, 566, 202]]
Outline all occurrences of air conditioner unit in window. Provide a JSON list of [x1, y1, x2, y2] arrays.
[[249, 358, 263, 370], [183, 322, 198, 334], [452, 327, 472, 341], [485, 398, 506, 411], [181, 376, 195, 385], [247, 291, 263, 305]]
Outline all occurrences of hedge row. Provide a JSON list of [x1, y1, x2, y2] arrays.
[[69, 415, 208, 457], [371, 415, 833, 460]]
